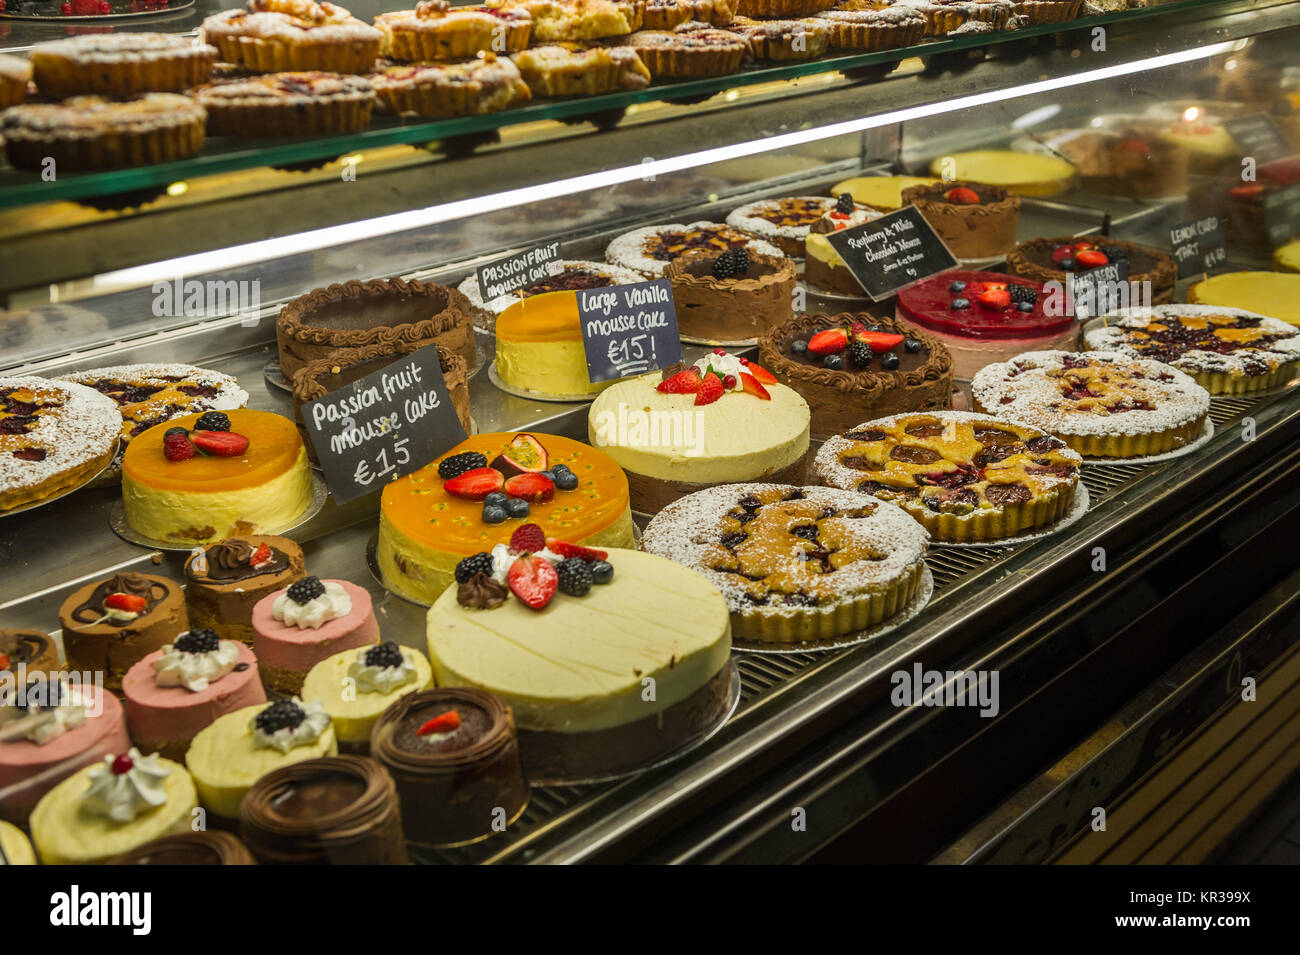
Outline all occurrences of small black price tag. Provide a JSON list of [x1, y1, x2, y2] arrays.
[[824, 206, 957, 301], [1068, 259, 1131, 318], [1223, 113, 1291, 166], [300, 344, 468, 505], [1264, 184, 1300, 248], [475, 241, 563, 301], [579, 278, 684, 383], [1169, 215, 1228, 278]]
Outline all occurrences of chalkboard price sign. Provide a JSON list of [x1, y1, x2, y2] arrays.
[[1169, 215, 1228, 278], [1223, 114, 1291, 166], [1069, 259, 1132, 318], [1264, 184, 1300, 247], [823, 206, 957, 301], [579, 278, 684, 383], [475, 241, 563, 301]]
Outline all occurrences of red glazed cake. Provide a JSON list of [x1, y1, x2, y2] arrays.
[[251, 576, 380, 695]]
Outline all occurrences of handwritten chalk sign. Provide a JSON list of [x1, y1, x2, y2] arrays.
[[824, 206, 957, 301], [475, 242, 563, 301], [579, 278, 684, 383], [1069, 259, 1132, 318], [1169, 215, 1228, 278], [301, 344, 468, 505], [1224, 114, 1291, 166]]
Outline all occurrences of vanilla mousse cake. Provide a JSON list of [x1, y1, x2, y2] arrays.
[[804, 196, 884, 296], [927, 150, 1077, 197], [121, 409, 314, 545], [492, 285, 618, 398], [830, 174, 942, 212]]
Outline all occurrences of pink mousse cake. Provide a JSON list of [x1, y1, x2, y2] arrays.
[[0, 682, 130, 825], [251, 576, 378, 696], [122, 633, 267, 762]]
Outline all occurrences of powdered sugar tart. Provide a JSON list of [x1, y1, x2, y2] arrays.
[[814, 411, 1082, 542], [458, 259, 645, 317], [1085, 305, 1300, 396], [725, 196, 838, 258], [201, 0, 382, 75], [970, 351, 1210, 459], [0, 377, 121, 513], [31, 33, 219, 98], [641, 483, 928, 644], [606, 221, 782, 277]]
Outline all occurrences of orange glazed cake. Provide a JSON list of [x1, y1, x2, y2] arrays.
[[121, 409, 313, 545], [494, 289, 617, 398], [378, 431, 635, 604]]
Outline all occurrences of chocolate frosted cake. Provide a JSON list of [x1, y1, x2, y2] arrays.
[[0, 629, 60, 677], [113, 830, 258, 865], [185, 536, 306, 644], [901, 180, 1021, 260], [1006, 235, 1177, 306], [276, 277, 476, 379], [370, 687, 527, 847], [665, 249, 797, 343], [57, 572, 187, 690]]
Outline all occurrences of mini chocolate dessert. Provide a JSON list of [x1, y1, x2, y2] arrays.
[[370, 687, 527, 848], [113, 830, 258, 865], [0, 630, 60, 678], [184, 536, 306, 644], [665, 248, 797, 343], [239, 755, 409, 865], [1006, 236, 1177, 306], [58, 572, 187, 691], [901, 180, 1021, 261]]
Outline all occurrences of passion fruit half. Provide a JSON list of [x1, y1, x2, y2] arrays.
[[490, 432, 550, 477]]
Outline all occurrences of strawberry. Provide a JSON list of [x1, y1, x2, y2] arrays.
[[656, 369, 702, 394], [859, 331, 905, 353], [507, 554, 558, 610], [1118, 138, 1151, 153], [742, 361, 777, 385], [509, 522, 547, 554], [546, 538, 608, 562], [444, 466, 505, 500], [1075, 249, 1109, 268], [1229, 183, 1264, 198], [1051, 244, 1076, 264], [1072, 241, 1096, 251], [808, 328, 849, 355], [162, 427, 195, 462], [694, 373, 724, 406], [739, 372, 770, 400], [978, 288, 1012, 310], [250, 543, 272, 567], [416, 709, 461, 736], [191, 430, 249, 457], [0, 653, 10, 671], [105, 592, 147, 614], [504, 472, 555, 503], [945, 186, 980, 205]]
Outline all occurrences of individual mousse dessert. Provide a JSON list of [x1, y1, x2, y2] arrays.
[[0, 629, 61, 679], [121, 628, 268, 762], [664, 247, 797, 343], [725, 196, 839, 258], [804, 195, 884, 295], [901, 180, 1021, 261], [58, 572, 187, 691], [1006, 236, 1177, 306], [121, 409, 315, 546], [588, 350, 811, 514], [113, 830, 258, 865], [239, 755, 409, 864], [302, 642, 433, 753], [371, 687, 528, 847], [0, 820, 36, 865], [378, 431, 635, 604], [758, 312, 953, 437], [458, 259, 644, 329], [252, 575, 380, 696], [186, 699, 338, 820], [184, 535, 307, 644], [29, 748, 198, 865], [427, 547, 733, 780], [1188, 271, 1300, 328]]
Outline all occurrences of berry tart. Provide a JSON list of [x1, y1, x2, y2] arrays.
[[30, 34, 218, 98], [900, 180, 1022, 261], [485, 0, 643, 40], [251, 575, 380, 696], [1084, 305, 1300, 395], [121, 409, 314, 546], [814, 411, 1083, 542], [0, 822, 35, 865], [643, 483, 928, 644], [376, 1, 532, 60], [643, 0, 697, 28], [812, 6, 927, 50], [725, 195, 838, 258], [185, 699, 337, 819], [510, 43, 651, 96], [927, 150, 1077, 197], [0, 54, 31, 109], [588, 350, 811, 513], [112, 830, 258, 865], [725, 17, 831, 62], [459, 258, 644, 324], [759, 312, 954, 437], [0, 376, 120, 513], [664, 247, 797, 343], [194, 71, 373, 136], [302, 642, 433, 752], [970, 351, 1210, 459], [427, 547, 733, 780], [606, 220, 782, 278], [1188, 272, 1300, 329], [1006, 236, 1177, 306], [804, 195, 884, 296], [121, 629, 267, 762], [200, 0, 382, 74], [736, 0, 833, 14], [370, 687, 528, 846], [369, 52, 531, 117], [0, 629, 60, 679], [58, 572, 188, 691], [184, 536, 307, 644], [830, 174, 942, 213], [378, 432, 635, 603], [614, 26, 751, 78]]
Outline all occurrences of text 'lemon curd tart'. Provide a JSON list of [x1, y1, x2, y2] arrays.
[[121, 409, 313, 545]]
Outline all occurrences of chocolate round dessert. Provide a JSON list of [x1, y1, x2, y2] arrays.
[[113, 830, 258, 865], [759, 312, 954, 437], [185, 536, 306, 645], [901, 180, 1021, 260], [0, 629, 60, 678], [370, 687, 527, 848], [58, 572, 188, 691], [239, 755, 409, 865], [665, 249, 797, 343], [1006, 236, 1177, 306]]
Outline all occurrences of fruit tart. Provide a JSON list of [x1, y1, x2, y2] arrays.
[[725, 16, 831, 63], [194, 71, 373, 136], [606, 220, 782, 277], [377, 1, 532, 60], [510, 43, 651, 96], [485, 0, 643, 41], [1007, 236, 1177, 306], [643, 0, 697, 28], [30, 33, 218, 98], [614, 25, 751, 78], [971, 351, 1210, 458], [855, 0, 1012, 34], [369, 52, 530, 117], [736, 0, 833, 17], [200, 0, 382, 74], [689, 0, 738, 23], [900, 180, 1021, 261], [0, 54, 31, 109], [642, 483, 928, 644], [725, 195, 837, 257], [664, 247, 797, 343], [459, 258, 645, 322], [812, 6, 926, 50]]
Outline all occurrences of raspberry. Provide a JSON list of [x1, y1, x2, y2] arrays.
[[162, 427, 195, 462], [509, 522, 546, 554]]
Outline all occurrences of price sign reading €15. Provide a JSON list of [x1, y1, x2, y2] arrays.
[[579, 278, 684, 383]]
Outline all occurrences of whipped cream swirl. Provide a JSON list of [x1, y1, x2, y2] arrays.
[[153, 639, 240, 692], [348, 647, 418, 695], [250, 698, 331, 753], [81, 748, 170, 823], [272, 581, 350, 629], [692, 352, 749, 394], [0, 682, 89, 745]]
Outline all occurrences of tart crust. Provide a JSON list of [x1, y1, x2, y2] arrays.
[[200, 0, 382, 74], [195, 71, 373, 136], [486, 0, 643, 40], [725, 195, 837, 257], [726, 16, 831, 62], [30, 34, 218, 98], [813, 7, 927, 50], [690, 0, 739, 23], [1006, 236, 1177, 306], [643, 0, 698, 29], [0, 54, 31, 109], [736, 0, 834, 16], [376, 1, 532, 61], [616, 26, 751, 78], [510, 43, 650, 96], [369, 52, 530, 117]]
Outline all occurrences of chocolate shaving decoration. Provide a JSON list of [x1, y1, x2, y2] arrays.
[[457, 572, 509, 610], [659, 361, 685, 383]]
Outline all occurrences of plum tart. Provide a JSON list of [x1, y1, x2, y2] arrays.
[[376, 1, 533, 60], [369, 52, 530, 117], [30, 34, 218, 98], [200, 0, 382, 74], [814, 411, 1083, 542], [194, 71, 373, 136], [510, 43, 650, 96], [725, 195, 838, 258], [606, 220, 782, 277]]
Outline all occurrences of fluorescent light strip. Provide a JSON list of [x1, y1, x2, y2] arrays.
[[96, 40, 1235, 291]]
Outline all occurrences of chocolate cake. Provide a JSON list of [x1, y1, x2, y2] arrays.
[[0, 629, 60, 678], [1006, 236, 1177, 306], [113, 830, 258, 865], [664, 249, 797, 343], [901, 180, 1021, 260], [184, 536, 306, 644]]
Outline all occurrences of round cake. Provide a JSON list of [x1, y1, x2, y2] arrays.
[[1007, 235, 1177, 306], [0, 629, 60, 678], [927, 150, 1076, 196], [184, 535, 307, 644], [804, 199, 884, 296], [301, 642, 433, 751], [605, 220, 782, 277], [900, 180, 1021, 260], [1188, 271, 1300, 327], [492, 286, 619, 398], [829, 174, 942, 212], [251, 576, 380, 696], [664, 248, 796, 343], [112, 830, 258, 865], [724, 196, 839, 257], [1274, 239, 1300, 275], [1041, 127, 1187, 199]]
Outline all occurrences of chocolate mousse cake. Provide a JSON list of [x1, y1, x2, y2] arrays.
[[370, 687, 527, 847], [113, 830, 258, 865], [0, 629, 60, 678], [901, 180, 1021, 260], [665, 248, 797, 343], [1006, 236, 1177, 306], [58, 572, 188, 691], [184, 536, 306, 644], [239, 755, 409, 865]]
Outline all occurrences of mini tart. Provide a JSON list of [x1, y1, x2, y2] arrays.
[[0, 377, 120, 513], [664, 249, 797, 342], [1006, 236, 1177, 307], [812, 7, 927, 50], [376, 1, 532, 61], [184, 535, 307, 644], [458, 258, 645, 319], [690, 0, 739, 24], [486, 0, 643, 41], [0, 629, 61, 677], [644, 0, 697, 29], [1013, 0, 1083, 23], [301, 645, 433, 749], [200, 0, 382, 75], [510, 43, 650, 96], [30, 34, 218, 98], [927, 150, 1077, 197], [814, 411, 1083, 542], [369, 52, 530, 117], [194, 71, 373, 136], [1188, 271, 1300, 328], [1084, 305, 1300, 396], [736, 0, 834, 16], [881, 0, 1014, 35], [900, 180, 1021, 261], [641, 483, 929, 644], [0, 54, 31, 109], [606, 220, 783, 277], [615, 27, 750, 78], [726, 195, 836, 257], [1, 94, 206, 173], [726, 16, 831, 63], [831, 174, 942, 212], [970, 351, 1210, 458]]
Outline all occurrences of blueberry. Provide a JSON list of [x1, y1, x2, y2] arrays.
[[949, 280, 967, 293], [952, 297, 970, 310], [589, 560, 614, 585], [482, 504, 508, 524], [484, 491, 508, 508], [903, 338, 922, 353], [1060, 258, 1076, 272], [1017, 301, 1035, 313], [554, 471, 579, 492], [792, 340, 808, 355], [880, 352, 901, 370], [867, 324, 883, 332], [823, 354, 843, 370], [552, 463, 572, 475], [505, 497, 530, 518]]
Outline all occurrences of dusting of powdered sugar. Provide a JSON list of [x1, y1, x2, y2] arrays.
[[605, 221, 784, 277], [456, 260, 645, 315], [1085, 305, 1300, 376], [59, 363, 248, 427], [724, 197, 837, 241], [0, 376, 121, 498]]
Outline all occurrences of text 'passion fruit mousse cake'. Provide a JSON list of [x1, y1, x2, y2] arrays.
[[379, 431, 635, 604], [121, 409, 314, 545], [642, 483, 929, 645]]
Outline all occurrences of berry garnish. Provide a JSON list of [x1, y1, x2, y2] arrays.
[[694, 373, 725, 406], [484, 491, 508, 508], [712, 254, 736, 279], [823, 354, 843, 370], [1007, 284, 1038, 306], [791, 340, 808, 356], [731, 247, 750, 274], [249, 542, 272, 567], [0, 655, 9, 672], [722, 374, 737, 390], [849, 340, 872, 368], [104, 592, 147, 614], [111, 753, 134, 776], [454, 552, 495, 584], [286, 575, 325, 605], [858, 330, 904, 353], [255, 700, 306, 735], [553, 470, 579, 492], [444, 466, 505, 500], [163, 427, 195, 462], [1075, 249, 1109, 269], [506, 496, 533, 516], [880, 352, 901, 370], [507, 554, 558, 610], [174, 628, 219, 654], [903, 337, 922, 353], [438, 451, 488, 480], [657, 369, 703, 394], [951, 297, 970, 310], [1017, 302, 1035, 312], [504, 472, 555, 503], [545, 538, 608, 562], [1099, 245, 1129, 262], [835, 192, 855, 214], [364, 641, 404, 670], [742, 361, 778, 384], [509, 522, 546, 554], [556, 557, 593, 597], [949, 280, 967, 293], [191, 430, 249, 457], [490, 433, 549, 477], [978, 288, 1012, 310], [588, 560, 614, 585], [482, 504, 508, 524], [945, 186, 980, 204], [1059, 257, 1076, 272], [1118, 138, 1150, 153], [808, 328, 849, 355], [194, 411, 230, 432], [739, 372, 770, 400], [417, 709, 461, 736]]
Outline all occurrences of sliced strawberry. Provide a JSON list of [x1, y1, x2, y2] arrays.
[[978, 288, 1012, 310], [1072, 241, 1096, 251], [743, 361, 778, 385], [444, 466, 505, 500], [504, 472, 555, 503], [1229, 183, 1264, 198], [507, 554, 558, 610], [546, 538, 608, 562], [250, 542, 272, 567], [945, 186, 980, 205], [1051, 244, 1077, 264], [1075, 249, 1109, 268], [105, 592, 147, 614], [163, 428, 195, 462], [860, 331, 905, 353], [417, 709, 461, 736], [694, 373, 724, 406], [656, 369, 702, 394], [808, 328, 849, 355], [509, 522, 547, 554], [191, 430, 249, 457], [739, 372, 770, 400]]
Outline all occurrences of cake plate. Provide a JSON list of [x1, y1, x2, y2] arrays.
[[932, 483, 1091, 549], [266, 341, 486, 395], [0, 439, 119, 519], [800, 281, 872, 303], [1080, 418, 1214, 467], [680, 333, 759, 348], [487, 365, 602, 404], [107, 470, 328, 551]]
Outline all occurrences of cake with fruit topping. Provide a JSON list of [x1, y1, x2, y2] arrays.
[[588, 350, 811, 513], [804, 195, 885, 295], [58, 572, 188, 691], [725, 196, 838, 257], [759, 313, 953, 437], [1188, 271, 1300, 328], [814, 411, 1083, 541], [614, 26, 751, 78], [252, 575, 379, 696], [926, 150, 1077, 197], [510, 43, 651, 96], [642, 483, 928, 643], [0, 629, 60, 679], [901, 180, 1021, 261], [121, 409, 314, 546], [200, 0, 382, 74], [184, 535, 307, 644], [459, 258, 643, 327], [302, 642, 433, 752], [606, 220, 782, 277], [1007, 236, 1177, 306], [830, 174, 942, 212], [377, 1, 533, 60], [971, 351, 1210, 458], [195, 71, 375, 136], [1084, 305, 1300, 395], [427, 547, 732, 779], [379, 431, 635, 603], [664, 247, 797, 343]]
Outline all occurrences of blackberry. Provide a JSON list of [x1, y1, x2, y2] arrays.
[[286, 575, 325, 605], [1099, 245, 1129, 262], [455, 552, 495, 584], [364, 641, 405, 669], [254, 700, 306, 735], [835, 192, 855, 214], [556, 558, 593, 597], [711, 254, 736, 280], [1008, 284, 1038, 306], [194, 411, 230, 432], [505, 497, 531, 518], [849, 340, 873, 368], [730, 247, 750, 275], [174, 629, 220, 654], [823, 354, 843, 370], [438, 451, 488, 480], [589, 560, 614, 585], [880, 352, 901, 370]]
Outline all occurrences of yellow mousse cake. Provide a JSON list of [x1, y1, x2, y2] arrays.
[[1190, 270, 1300, 326], [0, 820, 36, 864], [828, 174, 941, 211], [426, 547, 732, 779], [928, 150, 1077, 197], [301, 642, 433, 750], [379, 431, 635, 604], [1275, 239, 1300, 275], [494, 288, 614, 397], [121, 409, 313, 545]]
